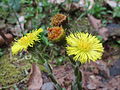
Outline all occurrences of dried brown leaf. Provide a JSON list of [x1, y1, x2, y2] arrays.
[[105, 0, 120, 8], [88, 14, 101, 29], [95, 61, 110, 78], [28, 63, 43, 90], [99, 27, 109, 40], [88, 14, 109, 40]]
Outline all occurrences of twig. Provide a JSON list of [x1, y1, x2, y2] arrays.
[[11, 7, 24, 35], [7, 3, 24, 36]]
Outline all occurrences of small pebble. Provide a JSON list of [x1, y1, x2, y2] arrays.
[[41, 82, 55, 90]]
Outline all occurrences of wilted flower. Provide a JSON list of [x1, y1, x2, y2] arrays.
[[51, 14, 67, 26], [48, 26, 65, 42], [66, 32, 104, 64], [11, 28, 43, 55]]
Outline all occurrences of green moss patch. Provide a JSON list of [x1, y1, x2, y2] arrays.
[[0, 54, 31, 87]]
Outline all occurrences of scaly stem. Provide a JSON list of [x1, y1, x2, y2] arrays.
[[74, 64, 82, 90], [44, 61, 63, 90], [70, 58, 82, 90]]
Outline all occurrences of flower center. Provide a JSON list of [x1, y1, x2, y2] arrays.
[[78, 41, 92, 52]]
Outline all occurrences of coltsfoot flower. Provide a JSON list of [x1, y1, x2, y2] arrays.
[[51, 14, 67, 26], [66, 32, 104, 64], [11, 28, 43, 55], [47, 26, 65, 42]]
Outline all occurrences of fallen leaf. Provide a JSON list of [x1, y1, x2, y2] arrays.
[[101, 75, 120, 90], [10, 16, 26, 37], [48, 0, 65, 4], [87, 75, 103, 90], [5, 33, 14, 44], [53, 64, 73, 90], [0, 35, 5, 46], [110, 59, 120, 77], [95, 61, 110, 78], [82, 71, 92, 89], [87, 14, 101, 29], [106, 75, 120, 89], [72, 0, 85, 8], [17, 16, 25, 30], [99, 27, 109, 40], [28, 63, 43, 90], [87, 82, 97, 89], [105, 0, 120, 8], [73, 0, 94, 9], [88, 14, 109, 40], [107, 24, 120, 36], [88, 0, 94, 10]]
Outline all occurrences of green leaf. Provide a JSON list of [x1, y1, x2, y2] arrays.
[[71, 82, 77, 90], [7, 16, 17, 24], [13, 84, 19, 90], [55, 84, 63, 90], [117, 40, 120, 44], [9, 0, 21, 11], [39, 65, 47, 72], [97, 35, 103, 41], [62, 88, 66, 90], [44, 61, 53, 73], [72, 0, 80, 2], [41, 35, 50, 45]]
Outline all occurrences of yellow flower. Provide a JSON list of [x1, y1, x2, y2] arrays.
[[12, 28, 43, 55], [66, 32, 104, 64]]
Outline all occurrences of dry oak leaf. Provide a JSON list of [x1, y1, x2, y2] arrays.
[[28, 63, 43, 90], [88, 14, 109, 40]]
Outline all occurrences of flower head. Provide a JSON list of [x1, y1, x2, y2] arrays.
[[48, 26, 65, 42], [66, 32, 104, 64], [51, 14, 67, 26], [12, 28, 43, 55]]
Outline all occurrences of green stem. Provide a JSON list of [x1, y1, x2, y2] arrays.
[[69, 58, 82, 90], [44, 61, 63, 90], [74, 65, 82, 90]]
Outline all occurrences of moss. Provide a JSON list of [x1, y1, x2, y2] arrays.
[[0, 54, 31, 87]]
